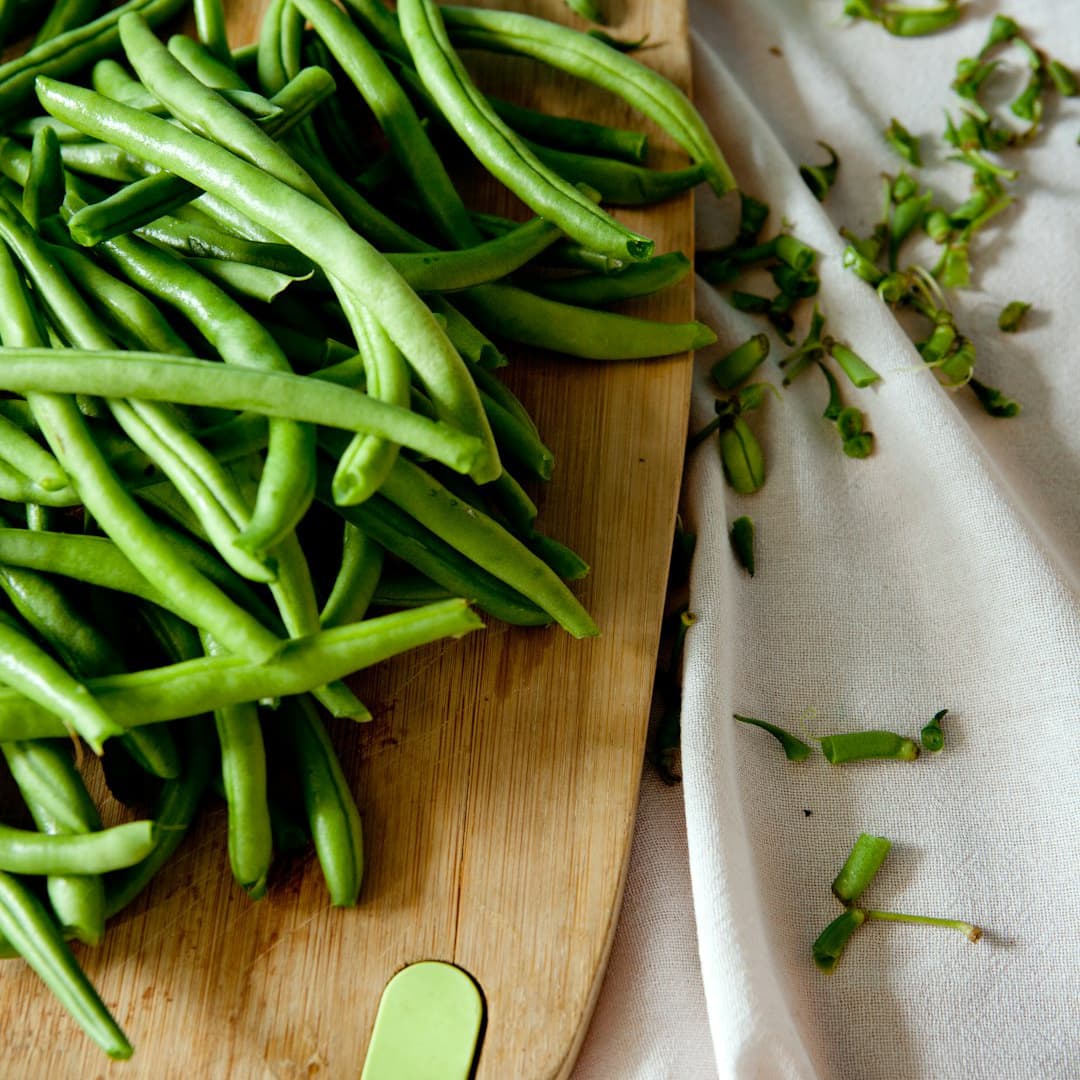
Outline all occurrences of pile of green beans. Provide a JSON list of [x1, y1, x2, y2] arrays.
[[0, 0, 730, 1057]]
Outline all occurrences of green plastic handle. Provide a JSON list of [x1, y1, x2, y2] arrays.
[[361, 961, 484, 1080]]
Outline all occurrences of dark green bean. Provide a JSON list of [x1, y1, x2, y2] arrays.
[[488, 94, 647, 164], [32, 0, 102, 48], [528, 251, 690, 307], [279, 694, 363, 906], [320, 523, 383, 628], [399, 0, 653, 261], [441, 4, 734, 195], [23, 126, 64, 229], [377, 456, 596, 637], [528, 141, 704, 206], [202, 634, 271, 898], [462, 282, 715, 359], [1, 738, 105, 945], [0, 869, 131, 1057]]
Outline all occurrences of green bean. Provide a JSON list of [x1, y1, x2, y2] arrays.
[[38, 76, 501, 482], [488, 94, 647, 164], [441, 4, 734, 196], [256, 0, 291, 96], [0, 609, 122, 752], [399, 0, 652, 261], [202, 634, 271, 898], [528, 533, 589, 580], [90, 57, 164, 111], [528, 251, 690, 307], [1, 738, 105, 945], [0, 599, 485, 740], [23, 126, 64, 229], [711, 334, 770, 391], [0, 347, 485, 477], [387, 216, 562, 292], [820, 731, 920, 764], [734, 714, 811, 760], [58, 140, 153, 181], [318, 474, 550, 627], [105, 718, 214, 917], [0, 0, 187, 123], [342, 0, 409, 60], [428, 295, 507, 369], [186, 257, 304, 302], [370, 567, 453, 608], [0, 870, 131, 1057], [67, 66, 337, 246], [478, 391, 554, 481], [0, 414, 68, 492], [276, 695, 363, 905], [134, 214, 315, 277], [32, 0, 102, 48], [192, 0, 230, 67], [377, 456, 596, 637], [462, 282, 715, 359], [832, 833, 892, 904], [486, 468, 538, 537], [718, 417, 765, 495], [0, 819, 155, 875], [10, 116, 93, 143], [169, 33, 246, 90], [292, 0, 478, 248], [330, 290, 409, 507], [528, 142, 704, 206], [921, 708, 947, 752], [812, 907, 866, 973], [319, 524, 383, 628], [0, 240, 282, 663]]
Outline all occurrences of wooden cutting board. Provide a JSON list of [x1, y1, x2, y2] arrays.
[[2, 0, 695, 1075]]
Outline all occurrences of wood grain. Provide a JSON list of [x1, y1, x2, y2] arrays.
[[0, 1, 695, 1076]]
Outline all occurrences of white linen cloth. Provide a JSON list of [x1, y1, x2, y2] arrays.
[[574, 2, 1080, 1077]]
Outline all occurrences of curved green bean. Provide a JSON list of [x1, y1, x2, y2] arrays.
[[387, 216, 562, 292], [398, 0, 652, 261], [319, 523, 383, 628], [441, 4, 735, 195], [0, 819, 155, 875], [0, 598, 484, 740], [170, 32, 247, 90], [378, 456, 596, 637], [463, 282, 715, 359], [528, 250, 691, 307], [31, 0, 102, 49], [279, 694, 363, 906], [0, 413, 68, 491], [203, 633, 271, 899], [0, 869, 131, 1058]]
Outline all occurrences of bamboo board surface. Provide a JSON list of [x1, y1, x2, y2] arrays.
[[1, 0, 696, 1076]]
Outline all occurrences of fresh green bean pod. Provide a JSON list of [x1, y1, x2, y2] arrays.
[[1, 738, 105, 945], [319, 524, 384, 629], [529, 251, 690, 307], [399, 0, 653, 261], [441, 4, 735, 195], [66, 65, 337, 246], [202, 634, 271, 899], [0, 869, 131, 1057], [0, 599, 485, 741], [0, 819, 156, 875], [463, 282, 715, 359], [279, 694, 364, 906], [719, 418, 766, 495]]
